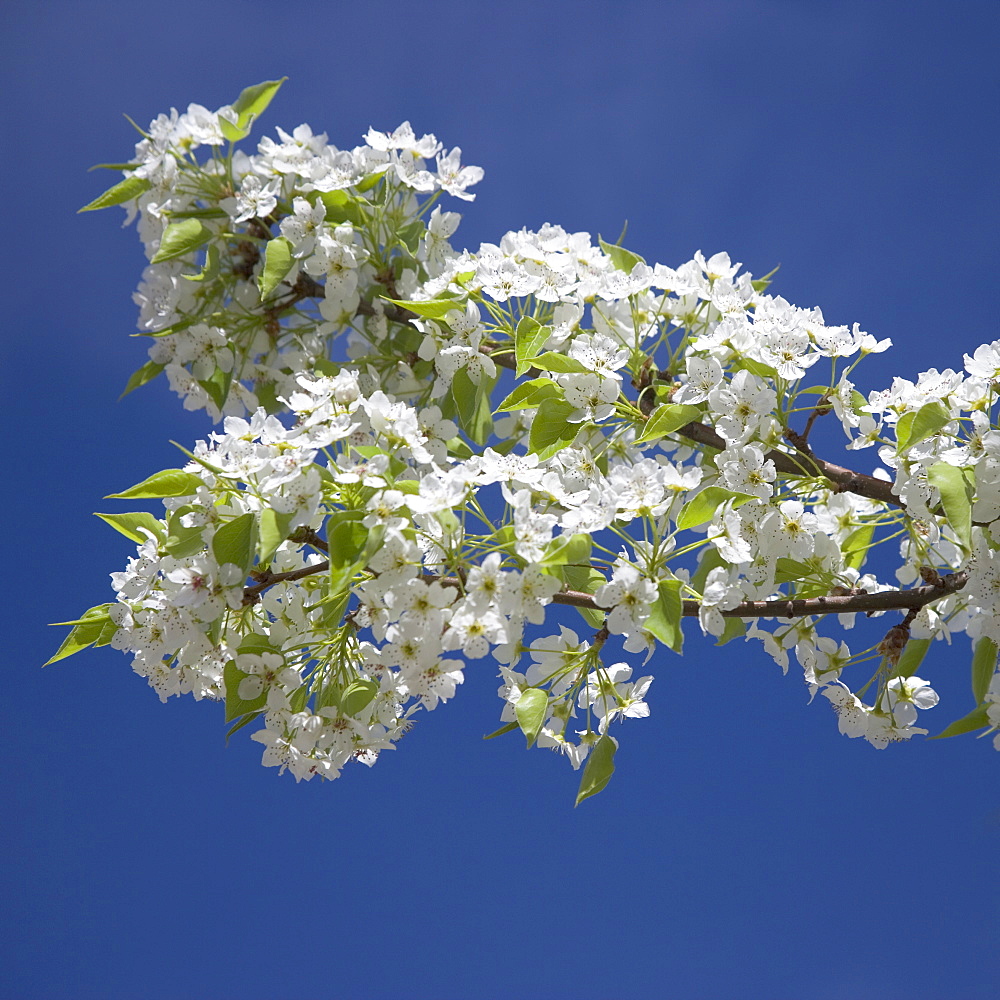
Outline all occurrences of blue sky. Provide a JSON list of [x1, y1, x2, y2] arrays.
[[4, 2, 999, 998]]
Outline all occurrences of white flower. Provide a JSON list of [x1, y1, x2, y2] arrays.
[[885, 675, 939, 727], [717, 444, 776, 499]]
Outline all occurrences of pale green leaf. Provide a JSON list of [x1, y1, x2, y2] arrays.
[[514, 316, 552, 376], [106, 469, 204, 499], [731, 357, 777, 380], [597, 235, 645, 274], [842, 522, 875, 571], [528, 397, 578, 457], [226, 711, 263, 744], [495, 377, 559, 412], [636, 403, 702, 443], [220, 77, 287, 141], [530, 351, 590, 375], [482, 721, 520, 740], [150, 219, 212, 264], [340, 679, 380, 718], [181, 243, 220, 283], [258, 507, 294, 566], [515, 687, 550, 748], [892, 637, 931, 678], [165, 506, 206, 559], [643, 579, 684, 653], [78, 174, 150, 212], [93, 511, 166, 544], [930, 704, 992, 740], [223, 661, 267, 721], [384, 296, 465, 319], [258, 237, 294, 300], [896, 400, 952, 455], [319, 189, 366, 226], [927, 462, 974, 552], [575, 734, 617, 806], [44, 605, 116, 666], [676, 487, 756, 530], [119, 360, 164, 399], [971, 637, 998, 705], [451, 367, 495, 445], [212, 512, 258, 574], [716, 616, 747, 646]]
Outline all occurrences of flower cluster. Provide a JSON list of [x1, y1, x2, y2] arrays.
[[56, 80, 1000, 801]]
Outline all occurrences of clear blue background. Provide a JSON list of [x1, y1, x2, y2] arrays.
[[4, 2, 999, 998]]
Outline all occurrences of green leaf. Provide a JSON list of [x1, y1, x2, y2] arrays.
[[226, 711, 263, 744], [495, 377, 559, 413], [120, 360, 164, 399], [151, 218, 212, 264], [598, 235, 645, 274], [93, 511, 166, 544], [896, 400, 952, 455], [212, 513, 258, 574], [45, 605, 116, 665], [690, 545, 727, 596], [168, 207, 229, 220], [224, 661, 267, 721], [530, 351, 590, 375], [559, 536, 606, 628], [575, 734, 617, 806], [675, 487, 756, 530], [326, 510, 369, 598], [927, 462, 974, 552], [165, 506, 207, 558], [131, 314, 199, 339], [643, 579, 684, 653], [774, 558, 816, 585], [842, 522, 875, 571], [258, 237, 294, 300], [319, 189, 367, 226], [384, 296, 465, 319], [78, 174, 150, 212], [731, 357, 778, 380], [168, 440, 226, 476], [514, 316, 552, 375], [197, 366, 230, 412], [930, 704, 992, 740], [237, 634, 277, 657], [181, 243, 221, 283], [483, 721, 520, 740], [539, 533, 575, 568], [971, 637, 998, 705], [87, 161, 141, 172], [528, 397, 578, 458], [514, 687, 550, 748], [716, 616, 746, 646], [636, 403, 703, 443], [220, 77, 287, 142], [340, 679, 380, 718], [451, 367, 495, 445], [892, 637, 931, 678], [258, 507, 294, 566], [106, 469, 204, 499]]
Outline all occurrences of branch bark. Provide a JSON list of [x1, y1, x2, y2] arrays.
[[245, 529, 969, 620]]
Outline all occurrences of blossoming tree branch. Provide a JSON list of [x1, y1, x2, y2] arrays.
[[51, 79, 1000, 803]]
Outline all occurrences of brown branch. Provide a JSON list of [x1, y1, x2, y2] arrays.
[[242, 561, 328, 605], [485, 347, 902, 509], [246, 563, 966, 617], [421, 571, 969, 619]]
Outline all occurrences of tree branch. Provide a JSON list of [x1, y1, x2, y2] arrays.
[[484, 346, 903, 510], [414, 571, 969, 620]]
